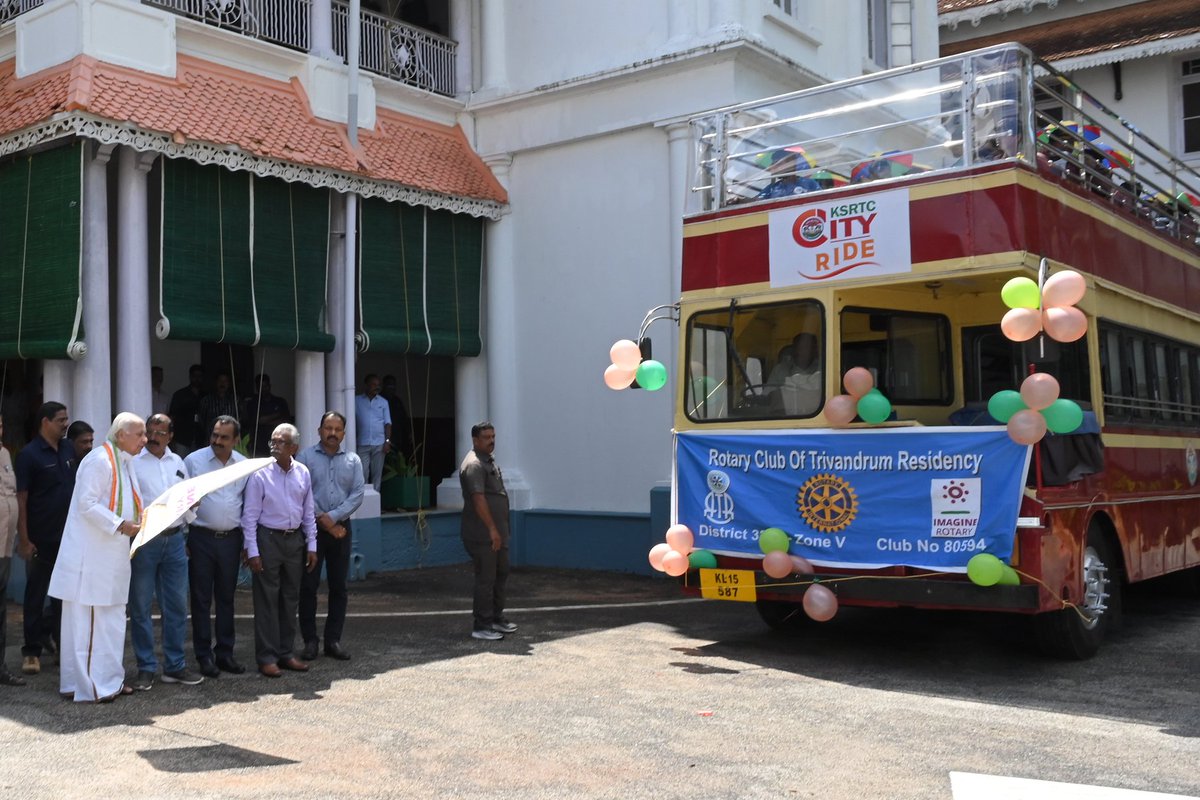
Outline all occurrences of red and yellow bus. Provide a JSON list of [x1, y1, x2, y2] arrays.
[[673, 44, 1200, 658]]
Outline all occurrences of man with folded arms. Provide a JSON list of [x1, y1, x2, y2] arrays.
[[184, 415, 249, 678], [242, 423, 318, 678]]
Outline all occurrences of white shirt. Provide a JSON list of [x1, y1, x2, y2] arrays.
[[48, 443, 142, 607], [133, 447, 192, 529], [355, 394, 391, 446], [183, 447, 247, 531]]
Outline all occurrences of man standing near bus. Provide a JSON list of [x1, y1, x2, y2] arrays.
[[459, 422, 517, 641]]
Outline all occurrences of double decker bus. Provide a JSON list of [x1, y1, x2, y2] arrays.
[[673, 44, 1200, 659]]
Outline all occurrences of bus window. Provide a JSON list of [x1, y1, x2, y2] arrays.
[[843, 308, 952, 405], [1101, 320, 1200, 427], [963, 324, 1090, 405], [684, 300, 824, 422]]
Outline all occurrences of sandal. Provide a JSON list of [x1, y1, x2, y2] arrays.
[[0, 671, 26, 687]]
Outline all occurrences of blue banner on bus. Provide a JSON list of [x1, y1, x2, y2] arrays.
[[675, 428, 1031, 571]]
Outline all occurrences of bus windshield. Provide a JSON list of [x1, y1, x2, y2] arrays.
[[685, 300, 824, 422]]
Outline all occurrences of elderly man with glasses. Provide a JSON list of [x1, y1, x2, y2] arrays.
[[241, 423, 318, 678]]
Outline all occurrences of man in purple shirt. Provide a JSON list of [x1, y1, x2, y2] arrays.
[[241, 423, 318, 678]]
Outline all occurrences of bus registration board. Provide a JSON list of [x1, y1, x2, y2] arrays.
[[699, 569, 757, 602]]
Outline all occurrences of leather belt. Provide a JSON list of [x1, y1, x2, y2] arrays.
[[261, 526, 298, 536], [194, 526, 237, 538]]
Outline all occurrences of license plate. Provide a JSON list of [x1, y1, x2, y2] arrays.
[[699, 569, 757, 602]]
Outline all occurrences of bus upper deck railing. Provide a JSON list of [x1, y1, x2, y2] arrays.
[[688, 43, 1200, 249]]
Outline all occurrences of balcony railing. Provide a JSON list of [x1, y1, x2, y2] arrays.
[[688, 43, 1200, 249], [142, 0, 456, 96], [0, 0, 43, 24]]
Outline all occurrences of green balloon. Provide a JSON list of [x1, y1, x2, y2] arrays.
[[636, 360, 668, 391], [967, 553, 1004, 586], [857, 391, 892, 424], [996, 565, 1020, 586], [758, 527, 790, 554], [1001, 277, 1040, 309], [987, 390, 1026, 423], [1042, 398, 1084, 434], [688, 549, 718, 569]]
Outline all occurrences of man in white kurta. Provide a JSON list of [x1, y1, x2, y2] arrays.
[[48, 414, 146, 703]]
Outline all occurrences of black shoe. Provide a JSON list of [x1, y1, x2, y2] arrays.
[[324, 642, 351, 661], [301, 640, 319, 661], [198, 660, 220, 679], [216, 656, 246, 675], [0, 670, 27, 687]]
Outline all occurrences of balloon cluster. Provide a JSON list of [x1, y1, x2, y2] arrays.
[[1000, 270, 1087, 343], [966, 553, 1019, 587], [988, 374, 1084, 444], [825, 367, 892, 426], [648, 524, 718, 576], [757, 527, 838, 622], [605, 339, 667, 391]]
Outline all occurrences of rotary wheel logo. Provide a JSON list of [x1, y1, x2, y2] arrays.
[[797, 474, 858, 533]]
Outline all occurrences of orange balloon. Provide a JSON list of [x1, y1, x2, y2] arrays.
[[1007, 408, 1048, 445], [824, 394, 858, 426], [648, 543, 673, 572], [1001, 307, 1042, 342], [610, 339, 642, 370], [662, 550, 689, 577], [1019, 372, 1060, 411], [802, 584, 839, 622], [1042, 270, 1086, 308], [604, 363, 636, 390], [843, 367, 874, 398], [762, 550, 793, 579], [789, 554, 815, 574], [1043, 306, 1087, 342], [665, 524, 694, 554]]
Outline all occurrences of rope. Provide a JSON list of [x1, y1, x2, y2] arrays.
[[16, 157, 30, 358]]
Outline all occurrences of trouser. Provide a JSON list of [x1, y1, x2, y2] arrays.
[[128, 529, 190, 673], [251, 526, 305, 664], [357, 445, 384, 491], [22, 547, 60, 658], [299, 522, 352, 646], [60, 600, 126, 702], [187, 527, 243, 662], [462, 537, 510, 631]]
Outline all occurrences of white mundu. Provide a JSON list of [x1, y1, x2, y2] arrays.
[[49, 441, 143, 702]]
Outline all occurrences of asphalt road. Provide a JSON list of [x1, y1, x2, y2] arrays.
[[1, 564, 1198, 799]]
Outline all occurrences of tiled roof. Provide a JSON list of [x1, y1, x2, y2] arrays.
[[0, 55, 506, 206], [940, 0, 1200, 62]]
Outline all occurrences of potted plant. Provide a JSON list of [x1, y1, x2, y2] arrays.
[[380, 444, 429, 511]]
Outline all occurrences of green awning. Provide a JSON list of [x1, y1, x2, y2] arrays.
[[0, 143, 84, 360], [357, 197, 483, 356], [159, 159, 333, 352]]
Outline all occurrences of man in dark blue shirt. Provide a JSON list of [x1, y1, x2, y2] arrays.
[[14, 402, 73, 675]]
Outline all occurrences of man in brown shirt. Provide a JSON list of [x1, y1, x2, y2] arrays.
[[459, 422, 516, 641]]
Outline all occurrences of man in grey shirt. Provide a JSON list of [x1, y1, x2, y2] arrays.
[[459, 422, 516, 641]]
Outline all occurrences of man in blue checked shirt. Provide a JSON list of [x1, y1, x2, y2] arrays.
[[296, 411, 364, 662]]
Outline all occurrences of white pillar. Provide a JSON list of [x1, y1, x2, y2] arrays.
[[42, 361, 73, 414], [326, 191, 346, 416], [116, 148, 156, 418], [295, 351, 326, 443], [481, 154, 529, 508], [667, 0, 698, 43], [449, 0, 473, 96], [437, 351, 487, 510], [665, 122, 689, 433], [309, 0, 336, 60], [342, 193, 358, 455], [74, 143, 114, 429], [707, 0, 740, 38], [480, 0, 507, 91]]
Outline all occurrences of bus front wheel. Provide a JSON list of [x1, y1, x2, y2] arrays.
[[1032, 528, 1122, 660]]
